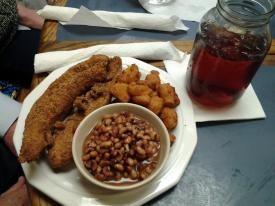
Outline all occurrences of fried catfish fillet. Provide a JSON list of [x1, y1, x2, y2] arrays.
[[74, 85, 111, 115], [48, 114, 83, 169], [19, 55, 109, 163], [48, 91, 110, 169], [47, 57, 122, 169], [106, 56, 122, 81]]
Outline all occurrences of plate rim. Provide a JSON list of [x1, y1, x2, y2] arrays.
[[13, 57, 197, 206]]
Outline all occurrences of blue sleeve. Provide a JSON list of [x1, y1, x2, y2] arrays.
[[0, 93, 21, 137]]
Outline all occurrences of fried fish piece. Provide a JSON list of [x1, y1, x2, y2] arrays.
[[106, 56, 122, 81], [75, 91, 111, 115], [74, 85, 111, 116], [48, 113, 83, 169], [48, 91, 111, 169], [19, 55, 109, 163], [48, 57, 122, 169]]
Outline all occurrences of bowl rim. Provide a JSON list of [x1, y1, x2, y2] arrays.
[[72, 103, 170, 191]]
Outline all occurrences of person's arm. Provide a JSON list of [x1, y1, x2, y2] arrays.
[[0, 93, 21, 155], [17, 3, 44, 29], [0, 1, 43, 87]]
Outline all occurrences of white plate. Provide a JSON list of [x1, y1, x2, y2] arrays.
[[13, 57, 197, 206]]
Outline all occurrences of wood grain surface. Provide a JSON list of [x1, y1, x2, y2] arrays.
[[17, 0, 275, 205]]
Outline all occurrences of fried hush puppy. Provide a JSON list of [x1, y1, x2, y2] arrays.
[[128, 83, 153, 96], [158, 83, 180, 108], [145, 70, 161, 90], [19, 55, 109, 163], [117, 64, 141, 83], [110, 65, 179, 137], [110, 83, 130, 102], [160, 107, 178, 131], [147, 96, 164, 115], [132, 95, 151, 106]]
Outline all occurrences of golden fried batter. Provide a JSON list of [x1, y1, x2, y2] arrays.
[[109, 65, 180, 132], [48, 114, 83, 169], [147, 96, 164, 115], [145, 70, 161, 90], [110, 83, 130, 102], [158, 83, 180, 108], [106, 56, 122, 81], [160, 107, 178, 130], [74, 85, 111, 116], [19, 55, 109, 163], [169, 133, 176, 144], [117, 64, 141, 83], [128, 83, 153, 96], [47, 57, 121, 169], [48, 90, 111, 169], [132, 95, 151, 106]]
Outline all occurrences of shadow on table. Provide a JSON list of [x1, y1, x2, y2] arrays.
[[58, 25, 188, 41], [197, 118, 264, 128]]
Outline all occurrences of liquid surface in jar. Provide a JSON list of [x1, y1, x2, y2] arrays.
[[186, 23, 269, 107], [82, 111, 160, 185]]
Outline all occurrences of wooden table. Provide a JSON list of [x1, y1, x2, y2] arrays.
[[17, 1, 275, 205]]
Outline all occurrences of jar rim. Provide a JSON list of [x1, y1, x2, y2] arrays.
[[217, 0, 275, 27]]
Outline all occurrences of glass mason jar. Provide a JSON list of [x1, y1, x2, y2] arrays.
[[185, 0, 274, 107]]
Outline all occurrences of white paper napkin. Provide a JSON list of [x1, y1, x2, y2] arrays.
[[164, 55, 266, 122], [34, 41, 184, 73], [139, 0, 216, 22], [37, 5, 188, 31]]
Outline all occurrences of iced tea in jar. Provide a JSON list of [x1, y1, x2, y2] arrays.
[[186, 0, 274, 107]]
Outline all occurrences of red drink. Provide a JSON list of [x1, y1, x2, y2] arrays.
[[186, 23, 269, 107]]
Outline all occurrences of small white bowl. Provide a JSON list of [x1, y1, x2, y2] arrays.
[[72, 103, 170, 190]]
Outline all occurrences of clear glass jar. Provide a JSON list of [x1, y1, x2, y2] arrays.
[[186, 0, 274, 107]]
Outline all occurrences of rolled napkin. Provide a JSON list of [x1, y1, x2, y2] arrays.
[[34, 41, 184, 73], [37, 5, 188, 31], [37, 5, 78, 22], [164, 54, 266, 122]]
